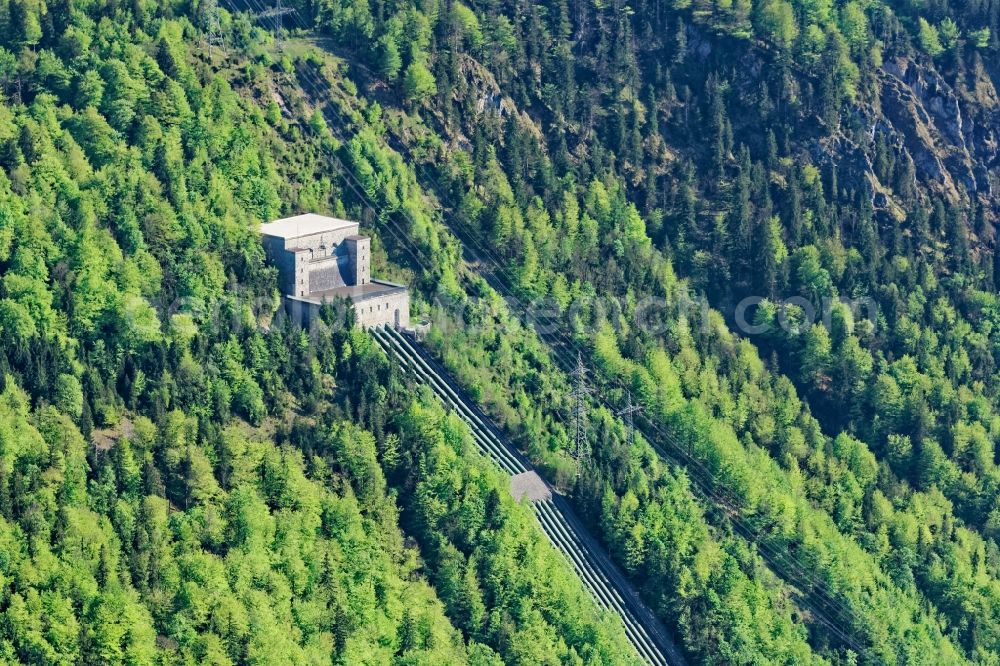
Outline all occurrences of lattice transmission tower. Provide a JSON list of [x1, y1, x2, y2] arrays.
[[617, 390, 643, 448], [566, 352, 592, 473], [256, 0, 296, 50], [200, 0, 226, 59]]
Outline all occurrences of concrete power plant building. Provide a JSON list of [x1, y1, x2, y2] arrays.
[[261, 213, 410, 329]]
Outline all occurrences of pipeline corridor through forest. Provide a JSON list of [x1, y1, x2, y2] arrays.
[[370, 324, 687, 666]]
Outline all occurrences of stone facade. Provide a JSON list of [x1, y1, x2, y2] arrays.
[[261, 214, 410, 329], [261, 215, 360, 297], [345, 235, 370, 287], [352, 284, 409, 328], [284, 283, 410, 330], [307, 255, 350, 293]]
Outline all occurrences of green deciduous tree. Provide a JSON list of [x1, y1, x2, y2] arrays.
[[918, 18, 944, 56], [403, 61, 436, 104]]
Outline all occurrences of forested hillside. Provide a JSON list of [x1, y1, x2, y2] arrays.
[[0, 0, 998, 662], [293, 0, 1000, 659], [0, 6, 644, 664]]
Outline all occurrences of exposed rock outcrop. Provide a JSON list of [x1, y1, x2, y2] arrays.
[[808, 55, 998, 228], [881, 58, 982, 201]]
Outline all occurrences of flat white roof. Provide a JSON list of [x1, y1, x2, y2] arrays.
[[260, 213, 358, 239]]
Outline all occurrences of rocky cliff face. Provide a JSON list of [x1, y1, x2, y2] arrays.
[[721, 35, 999, 233], [882, 57, 996, 200], [821, 55, 998, 231]]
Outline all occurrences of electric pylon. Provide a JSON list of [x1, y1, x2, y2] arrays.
[[566, 352, 591, 473], [617, 389, 643, 448], [256, 0, 296, 50], [204, 0, 225, 59]]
